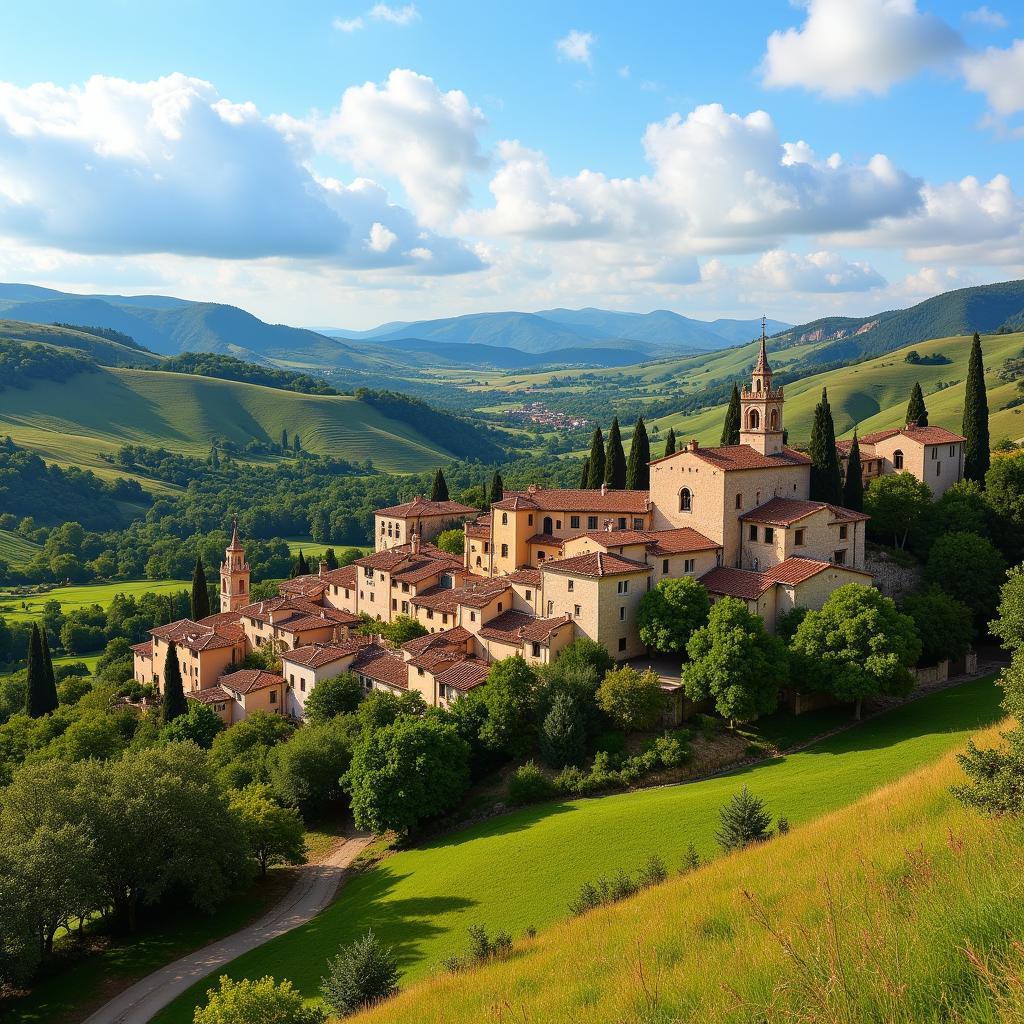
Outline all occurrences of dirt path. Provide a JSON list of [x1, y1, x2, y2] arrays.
[[80, 833, 371, 1024]]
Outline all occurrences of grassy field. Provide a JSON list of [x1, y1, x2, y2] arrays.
[[0, 366, 458, 478], [0, 579, 189, 622], [283, 539, 369, 561], [351, 712, 1024, 1024], [155, 674, 1003, 1022], [0, 529, 42, 567]]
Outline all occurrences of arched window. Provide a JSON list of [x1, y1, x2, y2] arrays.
[[894, 449, 904, 469], [679, 487, 692, 512], [501, 512, 508, 525], [755, 379, 762, 392], [770, 409, 779, 431], [748, 409, 760, 430], [543, 516, 553, 534], [475, 555, 482, 567]]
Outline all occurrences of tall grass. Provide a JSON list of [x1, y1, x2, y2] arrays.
[[350, 721, 1024, 1023]]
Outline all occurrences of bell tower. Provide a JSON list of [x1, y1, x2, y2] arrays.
[[739, 317, 785, 456], [220, 516, 250, 613]]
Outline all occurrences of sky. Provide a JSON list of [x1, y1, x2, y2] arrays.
[[0, 0, 1021, 329]]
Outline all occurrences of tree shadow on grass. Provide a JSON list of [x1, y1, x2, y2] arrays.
[[421, 800, 578, 853]]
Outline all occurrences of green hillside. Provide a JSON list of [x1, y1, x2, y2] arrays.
[[0, 320, 161, 367], [0, 530, 41, 567], [0, 366, 462, 476]]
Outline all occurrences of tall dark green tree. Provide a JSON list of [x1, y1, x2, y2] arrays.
[[808, 387, 843, 505], [25, 624, 57, 718], [963, 332, 990, 484], [604, 418, 627, 489], [586, 427, 605, 489], [325, 548, 339, 570], [293, 433, 301, 452], [579, 457, 591, 489], [430, 468, 450, 502], [298, 551, 310, 575], [191, 556, 211, 621], [663, 428, 676, 459], [842, 428, 864, 512], [906, 382, 928, 427], [162, 642, 188, 723], [625, 417, 651, 490], [281, 428, 288, 451], [721, 384, 741, 446], [209, 442, 220, 469], [40, 627, 56, 696], [489, 471, 504, 504]]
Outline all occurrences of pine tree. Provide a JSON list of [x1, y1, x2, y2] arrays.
[[191, 556, 210, 620], [626, 417, 651, 490], [281, 428, 289, 451], [430, 469, 450, 502], [715, 787, 773, 852], [721, 384, 741, 446], [963, 332, 990, 484], [842, 428, 864, 512], [161, 642, 187, 723], [906, 381, 928, 427], [663, 428, 676, 458], [808, 388, 843, 504], [320, 930, 400, 1017], [489, 471, 504, 504], [298, 551, 310, 575], [586, 428, 605, 489], [579, 457, 591, 489], [604, 418, 627, 489]]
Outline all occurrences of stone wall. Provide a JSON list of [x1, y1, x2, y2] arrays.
[[864, 549, 922, 601]]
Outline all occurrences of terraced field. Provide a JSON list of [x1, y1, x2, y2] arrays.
[[0, 530, 41, 567]]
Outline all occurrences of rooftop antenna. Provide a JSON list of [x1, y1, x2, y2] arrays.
[[761, 314, 767, 342]]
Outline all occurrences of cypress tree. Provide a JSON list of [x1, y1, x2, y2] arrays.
[[325, 547, 339, 570], [293, 433, 301, 452], [40, 627, 56, 696], [906, 382, 928, 427], [808, 387, 843, 505], [191, 556, 210, 620], [721, 384, 741, 446], [430, 469, 450, 502], [489, 471, 504, 504], [281, 428, 289, 451], [25, 624, 58, 717], [842, 428, 864, 512], [963, 332, 990, 484], [209, 443, 220, 469], [625, 417, 651, 490], [586, 427, 605, 489], [298, 551, 310, 575], [161, 641, 187, 723], [579, 457, 591, 489], [604, 418, 627, 489], [664, 428, 676, 458]]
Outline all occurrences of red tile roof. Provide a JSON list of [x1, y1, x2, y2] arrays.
[[699, 566, 774, 600], [410, 585, 463, 614], [322, 565, 358, 589], [131, 640, 152, 657], [402, 627, 472, 656], [188, 685, 231, 705], [525, 533, 564, 547], [761, 557, 831, 586], [848, 424, 966, 447], [150, 618, 239, 652], [651, 443, 812, 471], [505, 567, 542, 587], [352, 645, 409, 690], [376, 497, 478, 518], [278, 576, 328, 599], [354, 546, 463, 583], [434, 658, 491, 692], [492, 484, 650, 514], [282, 637, 370, 668], [478, 610, 572, 646], [740, 497, 869, 526], [465, 521, 491, 539], [220, 669, 285, 696], [542, 550, 651, 578], [576, 527, 720, 555]]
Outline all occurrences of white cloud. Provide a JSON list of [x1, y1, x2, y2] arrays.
[[965, 6, 1008, 28], [556, 30, 595, 68], [761, 0, 963, 97], [366, 222, 397, 252], [320, 69, 487, 228], [962, 39, 1024, 115], [369, 3, 419, 26], [617, 65, 631, 79], [739, 249, 887, 292], [0, 73, 481, 274], [332, 15, 364, 32]]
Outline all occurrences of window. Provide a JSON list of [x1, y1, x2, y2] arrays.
[[417, 667, 424, 676], [679, 488, 692, 512], [547, 600, 554, 615], [401, 601, 409, 614], [619, 606, 626, 621], [475, 556, 482, 567], [749, 525, 757, 541], [497, 602, 503, 612], [525, 589, 532, 600], [931, 447, 938, 460], [469, 611, 476, 622], [501, 544, 509, 558], [536, 551, 545, 562], [568, 579, 574, 592], [269, 691, 277, 704], [617, 580, 629, 594], [633, 518, 644, 529], [528, 514, 534, 526], [427, 609, 434, 620], [557, 520, 562, 530], [834, 549, 846, 565], [937, 462, 942, 476], [950, 444, 955, 456], [532, 642, 541, 658], [839, 525, 848, 540], [300, 679, 306, 692], [618, 517, 627, 529], [735, 493, 742, 509], [764, 527, 774, 544], [392, 598, 397, 611], [684, 558, 695, 573], [574, 604, 581, 617], [588, 516, 598, 529], [770, 409, 779, 431], [663, 559, 669, 574], [795, 528, 805, 546], [442, 613, 449, 624], [618, 638, 627, 652], [402, 582, 409, 592], [894, 449, 904, 469], [571, 515, 580, 529], [379, 573, 385, 582], [289, 673, 294, 685], [748, 409, 760, 429], [501, 512, 508, 525]]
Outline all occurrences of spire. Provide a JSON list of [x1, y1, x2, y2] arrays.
[[229, 515, 242, 551], [754, 315, 771, 375]]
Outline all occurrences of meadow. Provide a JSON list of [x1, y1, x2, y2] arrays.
[[0, 529, 42, 567], [0, 579, 190, 623], [155, 673, 1003, 1022]]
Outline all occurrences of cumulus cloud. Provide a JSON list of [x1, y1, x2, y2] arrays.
[[556, 30, 595, 67], [0, 73, 481, 273], [333, 3, 418, 31], [739, 250, 887, 292], [333, 15, 364, 32], [965, 6, 1008, 28], [962, 40, 1024, 115], [320, 69, 487, 228], [761, 0, 963, 97]]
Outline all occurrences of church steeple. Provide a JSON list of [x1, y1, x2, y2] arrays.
[[740, 318, 785, 455], [220, 516, 250, 613]]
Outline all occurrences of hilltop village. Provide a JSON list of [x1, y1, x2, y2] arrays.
[[132, 335, 966, 724]]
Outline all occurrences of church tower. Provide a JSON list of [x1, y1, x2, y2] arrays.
[[220, 516, 250, 613], [739, 318, 785, 456]]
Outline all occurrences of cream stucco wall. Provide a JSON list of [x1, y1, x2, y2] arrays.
[[872, 437, 964, 498]]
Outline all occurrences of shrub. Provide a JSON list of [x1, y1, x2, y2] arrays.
[[596, 665, 666, 732], [508, 761, 556, 805], [446, 924, 513, 972], [569, 855, 670, 916], [540, 692, 585, 768], [636, 854, 668, 887], [194, 975, 325, 1024], [678, 843, 701, 874], [653, 734, 688, 768], [320, 930, 400, 1017], [716, 787, 774, 852]]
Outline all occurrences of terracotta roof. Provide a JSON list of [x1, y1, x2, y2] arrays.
[[699, 566, 774, 600], [761, 557, 832, 586], [575, 527, 720, 555], [188, 685, 231, 705], [542, 550, 651, 578], [479, 610, 572, 646], [434, 658, 491, 692], [526, 533, 564, 547], [847, 424, 966, 447], [131, 640, 152, 657], [492, 484, 649, 514], [651, 443, 812, 471], [352, 645, 409, 690], [238, 597, 359, 631], [278, 576, 328, 599], [220, 669, 285, 696], [505, 567, 542, 587], [465, 521, 491, 539], [740, 497, 869, 526], [150, 618, 239, 652], [410, 585, 463, 614], [283, 637, 370, 668], [322, 565, 358, 589], [454, 580, 510, 608], [376, 496, 478, 518], [354, 546, 463, 583], [402, 627, 472, 656], [197, 610, 243, 630]]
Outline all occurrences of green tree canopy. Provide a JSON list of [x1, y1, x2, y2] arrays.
[[539, 691, 585, 768], [430, 468, 450, 502], [721, 384, 741, 446], [229, 783, 306, 877], [586, 427, 605, 489], [321, 931, 400, 1017], [476, 655, 538, 756], [304, 672, 362, 723], [489, 470, 504, 504], [636, 576, 710, 655], [901, 587, 974, 665], [906, 381, 928, 426], [191, 555, 210, 620], [161, 701, 224, 749], [596, 665, 665, 732], [924, 531, 1006, 627], [435, 527, 465, 555], [625, 416, 651, 490], [663, 427, 676, 458], [991, 565, 1024, 653], [195, 975, 325, 1024], [716, 787, 773, 852], [24, 624, 56, 719], [808, 387, 843, 505], [604, 418, 627, 489], [269, 718, 356, 815], [962, 332, 990, 484], [864, 472, 933, 550], [161, 641, 187, 724]]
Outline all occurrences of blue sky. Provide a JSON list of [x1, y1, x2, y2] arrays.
[[0, 0, 1020, 327]]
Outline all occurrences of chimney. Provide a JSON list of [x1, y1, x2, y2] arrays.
[[605, 519, 614, 532], [411, 530, 421, 554], [689, 439, 699, 452], [319, 560, 328, 578], [600, 482, 608, 496]]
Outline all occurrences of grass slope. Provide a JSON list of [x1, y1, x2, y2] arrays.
[[354, 711, 1023, 1024], [0, 579, 189, 622], [0, 529, 41, 567], [0, 367, 457, 477], [155, 674, 1002, 1023]]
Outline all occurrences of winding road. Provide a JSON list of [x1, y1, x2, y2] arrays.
[[81, 833, 371, 1024]]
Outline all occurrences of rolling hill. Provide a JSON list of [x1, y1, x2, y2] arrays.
[[0, 320, 161, 368]]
